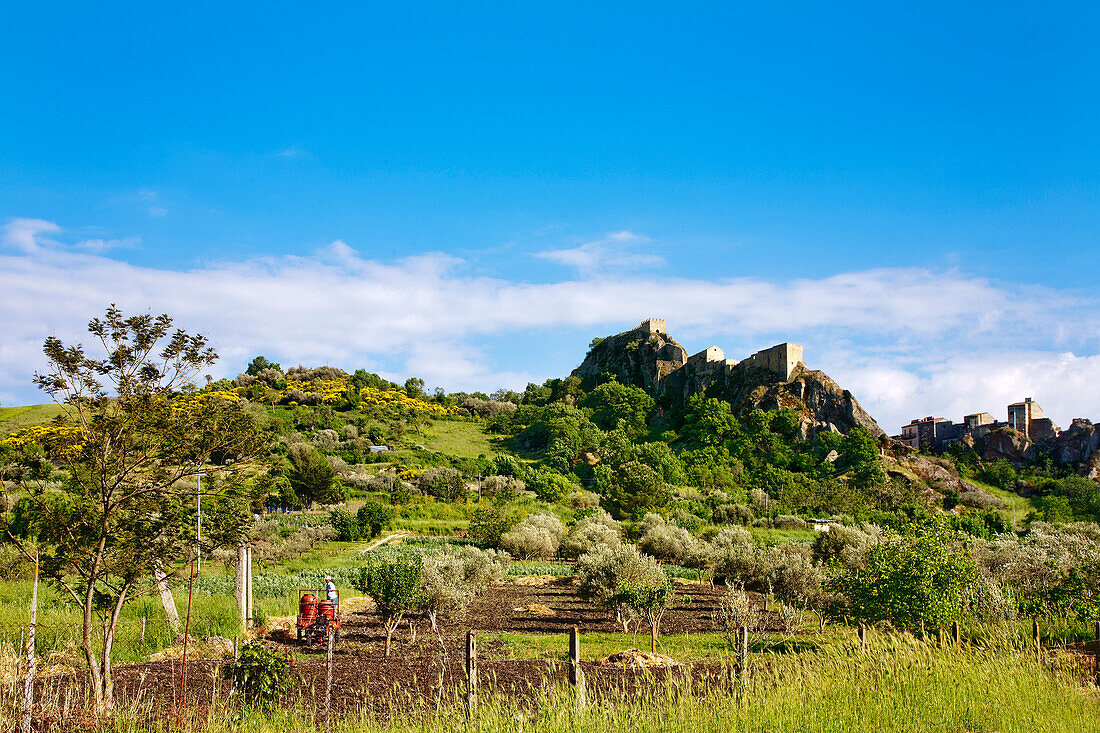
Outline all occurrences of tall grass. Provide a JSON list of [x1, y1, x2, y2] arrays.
[[7, 639, 1096, 732]]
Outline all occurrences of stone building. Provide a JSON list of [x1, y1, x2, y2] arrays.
[[894, 398, 1060, 449]]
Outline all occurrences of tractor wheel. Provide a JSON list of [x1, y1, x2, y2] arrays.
[[334, 630, 341, 643], [296, 628, 302, 642]]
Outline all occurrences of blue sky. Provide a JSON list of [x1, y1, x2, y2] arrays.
[[2, 2, 1099, 432]]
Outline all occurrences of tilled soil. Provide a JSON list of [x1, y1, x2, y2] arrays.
[[24, 579, 749, 728]]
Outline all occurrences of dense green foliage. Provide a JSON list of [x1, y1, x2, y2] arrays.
[[832, 529, 976, 631], [222, 642, 295, 706]]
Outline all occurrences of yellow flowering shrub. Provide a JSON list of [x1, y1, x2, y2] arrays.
[[2, 425, 85, 460]]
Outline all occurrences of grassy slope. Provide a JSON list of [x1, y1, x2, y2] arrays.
[[416, 419, 500, 459], [967, 477, 1037, 526], [0, 403, 65, 436]]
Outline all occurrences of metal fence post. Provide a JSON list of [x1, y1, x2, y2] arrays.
[[21, 553, 39, 733]]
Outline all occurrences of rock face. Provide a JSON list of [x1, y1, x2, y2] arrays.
[[1050, 419, 1100, 465], [973, 418, 1100, 478], [572, 321, 884, 438], [572, 321, 688, 393]]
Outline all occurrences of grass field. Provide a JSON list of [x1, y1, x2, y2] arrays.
[[0, 404, 65, 436], [416, 419, 501, 459], [16, 637, 1098, 732]]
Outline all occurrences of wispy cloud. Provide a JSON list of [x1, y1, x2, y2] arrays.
[[2, 218, 61, 253], [533, 230, 663, 275], [1, 219, 1098, 434]]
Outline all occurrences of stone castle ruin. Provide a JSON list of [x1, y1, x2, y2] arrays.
[[627, 319, 805, 386], [573, 319, 884, 438]]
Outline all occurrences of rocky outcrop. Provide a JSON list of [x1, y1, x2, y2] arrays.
[[572, 324, 687, 393], [972, 419, 1100, 478], [977, 427, 1035, 463], [572, 322, 885, 438], [1049, 419, 1100, 465], [903, 455, 1005, 510]]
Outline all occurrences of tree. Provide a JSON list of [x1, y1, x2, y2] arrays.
[[404, 377, 426, 399], [598, 460, 670, 519], [831, 529, 975, 633], [286, 445, 344, 506], [576, 543, 666, 634], [329, 508, 361, 541], [357, 500, 394, 538], [611, 576, 676, 653], [4, 306, 264, 710], [245, 355, 281, 376], [581, 379, 654, 439], [357, 553, 425, 657], [840, 427, 885, 490]]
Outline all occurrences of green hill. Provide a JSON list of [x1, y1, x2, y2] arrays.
[[0, 403, 65, 436]]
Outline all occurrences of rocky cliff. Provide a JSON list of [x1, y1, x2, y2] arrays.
[[969, 418, 1100, 479], [572, 321, 885, 438]]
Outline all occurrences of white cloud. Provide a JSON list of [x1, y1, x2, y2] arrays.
[[2, 220, 1099, 436], [2, 218, 61, 253], [534, 230, 663, 275]]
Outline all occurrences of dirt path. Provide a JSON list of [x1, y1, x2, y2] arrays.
[[362, 532, 408, 552]]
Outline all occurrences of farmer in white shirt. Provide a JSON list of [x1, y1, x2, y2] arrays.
[[323, 575, 338, 603]]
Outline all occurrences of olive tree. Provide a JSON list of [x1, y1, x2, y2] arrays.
[[830, 529, 975, 633], [4, 306, 265, 710], [357, 552, 425, 657]]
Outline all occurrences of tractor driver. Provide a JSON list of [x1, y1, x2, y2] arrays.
[[323, 575, 338, 603]]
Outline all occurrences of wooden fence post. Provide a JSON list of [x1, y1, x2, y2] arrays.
[[952, 621, 960, 646], [1032, 619, 1040, 656], [466, 631, 477, 719], [858, 625, 867, 652], [738, 624, 749, 679], [569, 626, 586, 710], [1094, 620, 1099, 685], [324, 628, 334, 733]]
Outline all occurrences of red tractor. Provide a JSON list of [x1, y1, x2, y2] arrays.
[[296, 589, 341, 644]]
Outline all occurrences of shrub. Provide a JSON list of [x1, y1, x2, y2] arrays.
[[560, 508, 622, 559], [569, 489, 601, 510], [576, 542, 666, 633], [765, 544, 828, 618], [811, 523, 883, 570], [418, 467, 467, 502], [713, 503, 755, 526], [313, 429, 340, 452], [356, 552, 425, 656], [469, 505, 518, 548], [329, 507, 361, 541], [637, 513, 712, 568], [490, 454, 526, 478], [774, 515, 808, 530], [526, 469, 576, 503], [357, 499, 395, 538], [481, 474, 524, 500], [223, 642, 294, 707], [500, 512, 566, 559]]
